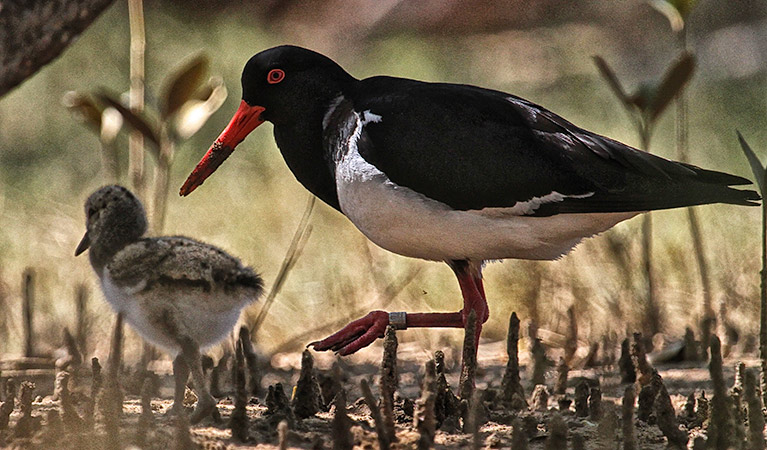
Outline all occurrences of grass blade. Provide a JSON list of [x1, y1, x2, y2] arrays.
[[737, 131, 765, 195]]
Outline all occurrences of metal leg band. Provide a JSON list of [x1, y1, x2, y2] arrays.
[[388, 311, 407, 330]]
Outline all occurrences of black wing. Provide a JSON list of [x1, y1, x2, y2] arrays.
[[348, 77, 758, 216]]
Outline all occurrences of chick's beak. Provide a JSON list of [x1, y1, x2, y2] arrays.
[[75, 231, 91, 256]]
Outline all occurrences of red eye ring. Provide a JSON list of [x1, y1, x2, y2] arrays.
[[267, 68, 285, 84]]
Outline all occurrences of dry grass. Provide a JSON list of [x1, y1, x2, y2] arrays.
[[0, 3, 763, 365]]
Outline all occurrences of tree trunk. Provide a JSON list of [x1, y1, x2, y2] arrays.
[[0, 0, 116, 98]]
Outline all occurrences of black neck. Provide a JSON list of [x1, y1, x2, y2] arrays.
[[274, 121, 340, 211]]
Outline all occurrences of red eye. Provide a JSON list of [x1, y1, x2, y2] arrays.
[[267, 68, 285, 84]]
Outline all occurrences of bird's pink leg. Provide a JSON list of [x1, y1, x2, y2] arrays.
[[309, 260, 489, 356]]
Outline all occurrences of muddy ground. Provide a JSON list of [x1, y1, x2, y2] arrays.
[[0, 329, 757, 449]]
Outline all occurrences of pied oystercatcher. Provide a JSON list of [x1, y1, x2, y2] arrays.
[[179, 45, 758, 356], [76, 185, 263, 422]]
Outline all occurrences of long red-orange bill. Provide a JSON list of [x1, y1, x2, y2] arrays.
[[179, 100, 266, 196]]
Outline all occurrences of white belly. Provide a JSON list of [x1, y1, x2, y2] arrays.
[[101, 273, 249, 356], [336, 164, 636, 262]]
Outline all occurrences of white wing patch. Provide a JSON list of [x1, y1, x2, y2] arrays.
[[486, 191, 595, 216]]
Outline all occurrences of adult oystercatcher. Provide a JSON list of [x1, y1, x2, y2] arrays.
[[179, 45, 758, 356], [76, 185, 263, 422]]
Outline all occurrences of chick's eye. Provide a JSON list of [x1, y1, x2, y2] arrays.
[[267, 69, 285, 84]]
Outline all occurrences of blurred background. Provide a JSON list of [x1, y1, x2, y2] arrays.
[[0, 0, 766, 364]]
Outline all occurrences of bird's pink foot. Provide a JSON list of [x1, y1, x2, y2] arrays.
[[309, 310, 389, 355]]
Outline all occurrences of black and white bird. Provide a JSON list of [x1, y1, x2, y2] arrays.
[[76, 185, 263, 422], [179, 45, 758, 356]]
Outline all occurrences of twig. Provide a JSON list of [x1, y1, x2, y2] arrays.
[[252, 195, 315, 334], [271, 266, 421, 354], [22, 268, 34, 357], [128, 0, 146, 198]]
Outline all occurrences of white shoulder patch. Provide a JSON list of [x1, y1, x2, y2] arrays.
[[361, 110, 382, 125]]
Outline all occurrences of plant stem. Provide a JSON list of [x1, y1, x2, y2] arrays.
[[151, 131, 174, 235], [640, 129, 661, 336], [128, 0, 146, 200], [760, 193, 767, 407], [676, 25, 715, 355]]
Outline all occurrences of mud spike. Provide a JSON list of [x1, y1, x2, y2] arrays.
[[459, 310, 478, 401], [99, 314, 124, 449], [292, 350, 321, 419], [0, 379, 15, 430], [14, 381, 37, 438], [619, 338, 636, 383], [530, 338, 547, 386], [622, 386, 636, 450], [135, 376, 155, 448], [210, 349, 230, 398], [278, 419, 289, 450], [564, 305, 578, 365], [654, 379, 688, 448], [574, 380, 589, 417], [331, 388, 354, 450], [744, 369, 766, 450], [544, 413, 567, 450], [380, 325, 398, 441], [530, 384, 549, 411], [58, 371, 84, 431], [510, 418, 528, 450], [501, 312, 526, 408], [414, 360, 436, 450], [239, 326, 261, 396], [589, 385, 602, 421], [636, 370, 660, 423], [631, 332, 654, 385], [554, 357, 569, 396], [230, 338, 249, 442], [707, 335, 737, 449], [361, 378, 391, 450]]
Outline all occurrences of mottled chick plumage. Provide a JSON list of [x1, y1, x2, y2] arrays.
[[76, 184, 263, 423]]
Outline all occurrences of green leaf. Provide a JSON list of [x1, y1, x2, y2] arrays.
[[667, 0, 697, 18], [648, 52, 695, 123], [737, 131, 765, 195], [172, 76, 228, 140], [62, 91, 103, 130], [593, 56, 632, 110], [160, 54, 210, 119], [97, 92, 161, 152], [628, 83, 655, 112], [649, 0, 685, 32]]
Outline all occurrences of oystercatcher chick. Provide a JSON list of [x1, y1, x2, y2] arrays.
[[75, 185, 263, 423], [178, 45, 759, 357]]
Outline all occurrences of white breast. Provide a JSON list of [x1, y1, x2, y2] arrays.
[[100, 270, 252, 356]]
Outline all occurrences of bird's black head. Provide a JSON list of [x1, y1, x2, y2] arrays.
[[241, 45, 354, 124], [179, 45, 355, 196]]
